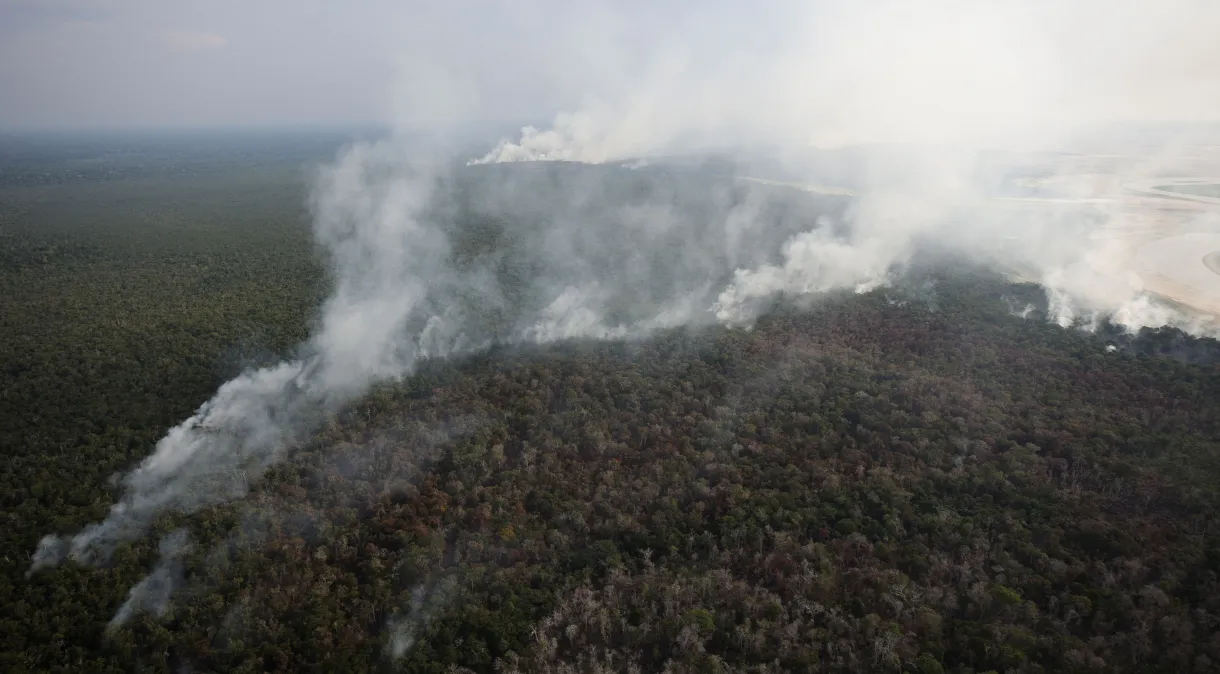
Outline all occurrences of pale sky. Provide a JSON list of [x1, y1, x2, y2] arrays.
[[0, 1, 376, 127], [0, 0, 712, 129], [2, 0, 1218, 137]]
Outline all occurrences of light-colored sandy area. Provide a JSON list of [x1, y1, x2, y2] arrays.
[[735, 175, 859, 196], [738, 142, 1220, 321], [942, 148, 1220, 318], [1078, 171, 1220, 317]]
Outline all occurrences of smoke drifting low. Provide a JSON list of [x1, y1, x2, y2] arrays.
[[470, 0, 1220, 335], [28, 0, 1220, 641], [26, 141, 850, 582]]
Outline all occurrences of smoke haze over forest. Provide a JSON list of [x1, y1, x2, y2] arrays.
[[12, 0, 1220, 665]]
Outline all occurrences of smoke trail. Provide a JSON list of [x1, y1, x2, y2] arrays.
[[29, 140, 457, 572], [27, 134, 846, 585], [108, 529, 191, 630], [386, 578, 456, 660], [30, 361, 312, 571]]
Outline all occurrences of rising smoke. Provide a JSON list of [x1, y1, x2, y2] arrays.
[[474, 0, 1220, 332], [108, 529, 192, 631], [386, 578, 457, 660], [29, 0, 1220, 646], [25, 137, 852, 621]]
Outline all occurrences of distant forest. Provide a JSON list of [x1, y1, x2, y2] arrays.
[[2, 136, 1220, 673]]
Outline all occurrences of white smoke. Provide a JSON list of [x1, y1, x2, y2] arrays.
[[28, 129, 831, 619], [713, 230, 898, 325], [28, 0, 1220, 631], [471, 0, 1220, 335], [30, 361, 309, 571], [29, 141, 454, 573], [471, 111, 619, 165], [108, 529, 192, 631], [386, 579, 455, 660]]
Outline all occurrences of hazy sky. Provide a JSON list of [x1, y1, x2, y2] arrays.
[[0, 0, 404, 128], [2, 0, 1219, 133], [0, 0, 697, 129]]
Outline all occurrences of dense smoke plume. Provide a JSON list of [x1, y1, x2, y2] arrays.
[[26, 136, 843, 610], [29, 145, 441, 572], [474, 0, 1220, 333], [29, 0, 1220, 636]]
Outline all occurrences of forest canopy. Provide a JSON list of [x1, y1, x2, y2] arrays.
[[2, 135, 1219, 673]]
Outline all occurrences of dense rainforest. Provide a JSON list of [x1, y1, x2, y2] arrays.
[[2, 136, 1220, 673]]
